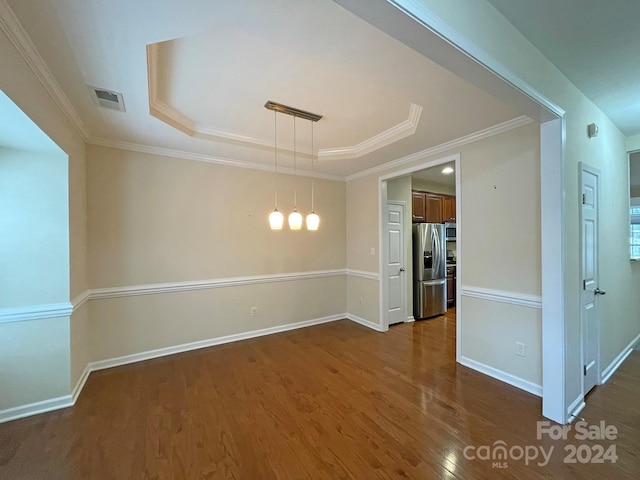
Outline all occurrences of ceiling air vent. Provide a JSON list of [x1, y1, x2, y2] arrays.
[[89, 86, 126, 112]]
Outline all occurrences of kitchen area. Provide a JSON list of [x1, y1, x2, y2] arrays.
[[385, 161, 457, 324], [411, 162, 457, 320]]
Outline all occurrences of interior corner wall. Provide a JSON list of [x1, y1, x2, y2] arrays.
[[346, 175, 380, 323], [0, 26, 87, 413], [85, 145, 347, 362]]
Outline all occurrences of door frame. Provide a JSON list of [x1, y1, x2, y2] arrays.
[[384, 200, 407, 325], [578, 161, 601, 394], [378, 153, 461, 354]]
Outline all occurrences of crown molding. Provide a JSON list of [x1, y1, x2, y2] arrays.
[[87, 136, 345, 182], [0, 0, 89, 139], [345, 115, 533, 181], [147, 42, 422, 160], [318, 103, 422, 161]]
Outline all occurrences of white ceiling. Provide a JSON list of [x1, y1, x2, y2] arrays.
[[412, 161, 456, 188], [5, 0, 522, 178], [486, 0, 640, 137]]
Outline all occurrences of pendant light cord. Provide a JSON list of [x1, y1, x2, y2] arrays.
[[293, 116, 297, 209], [310, 120, 315, 212], [273, 110, 278, 208]]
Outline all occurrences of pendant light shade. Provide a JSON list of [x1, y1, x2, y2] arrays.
[[269, 209, 284, 229], [306, 119, 320, 231], [306, 212, 319, 230], [265, 101, 323, 232], [289, 209, 303, 230]]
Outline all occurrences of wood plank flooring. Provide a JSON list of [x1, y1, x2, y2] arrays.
[[1, 310, 639, 479]]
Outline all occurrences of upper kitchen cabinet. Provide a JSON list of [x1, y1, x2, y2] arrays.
[[412, 190, 455, 223], [412, 191, 426, 223], [442, 195, 456, 222], [424, 193, 443, 224]]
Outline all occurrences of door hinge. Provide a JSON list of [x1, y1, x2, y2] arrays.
[[583, 365, 587, 376], [583, 279, 586, 290], [582, 193, 586, 204]]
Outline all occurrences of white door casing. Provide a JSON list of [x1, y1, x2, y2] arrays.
[[386, 201, 406, 325], [579, 162, 601, 395]]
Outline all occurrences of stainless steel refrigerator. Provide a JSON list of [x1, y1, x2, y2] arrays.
[[413, 223, 447, 319]]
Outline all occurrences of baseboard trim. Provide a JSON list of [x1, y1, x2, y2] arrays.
[[567, 395, 586, 423], [0, 313, 345, 423], [600, 331, 640, 384], [346, 313, 384, 332], [406, 316, 415, 323], [459, 356, 542, 397], [89, 314, 345, 372], [0, 394, 73, 424]]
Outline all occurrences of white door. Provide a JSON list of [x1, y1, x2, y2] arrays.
[[386, 202, 406, 325], [580, 162, 602, 395]]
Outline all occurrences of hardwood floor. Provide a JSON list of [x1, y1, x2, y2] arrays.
[[1, 310, 639, 479]]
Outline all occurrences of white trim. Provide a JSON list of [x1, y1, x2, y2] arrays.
[[387, 0, 565, 119], [460, 285, 542, 309], [346, 313, 385, 332], [459, 356, 542, 397], [71, 365, 91, 403], [567, 396, 586, 422], [600, 331, 640, 384], [346, 115, 532, 181], [0, 394, 73, 423], [148, 42, 421, 162], [0, 302, 73, 324], [318, 103, 422, 160], [0, 0, 89, 139], [0, 313, 346, 423], [86, 137, 345, 182], [71, 290, 90, 310], [89, 314, 345, 372], [346, 269, 380, 280], [405, 316, 415, 322], [89, 269, 345, 300]]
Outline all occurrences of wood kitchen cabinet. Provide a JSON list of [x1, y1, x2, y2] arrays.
[[442, 195, 456, 222], [446, 265, 456, 306], [412, 190, 455, 224], [412, 191, 426, 222], [424, 193, 443, 224]]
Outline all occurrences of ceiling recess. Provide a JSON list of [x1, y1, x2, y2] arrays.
[[89, 86, 126, 112]]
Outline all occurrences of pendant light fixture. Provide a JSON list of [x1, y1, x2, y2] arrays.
[[264, 101, 322, 231], [268, 110, 284, 230], [306, 120, 320, 231], [288, 115, 303, 230]]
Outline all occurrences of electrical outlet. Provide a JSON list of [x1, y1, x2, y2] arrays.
[[251, 307, 258, 316], [516, 341, 526, 357], [359, 297, 363, 305], [370, 247, 375, 256]]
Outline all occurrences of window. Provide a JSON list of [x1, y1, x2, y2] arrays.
[[631, 203, 640, 260]]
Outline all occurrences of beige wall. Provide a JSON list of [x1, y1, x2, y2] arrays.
[[87, 145, 345, 286], [347, 123, 543, 383], [86, 145, 347, 361], [0, 148, 69, 307]]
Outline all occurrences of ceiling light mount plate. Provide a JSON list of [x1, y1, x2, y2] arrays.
[[265, 101, 322, 122]]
